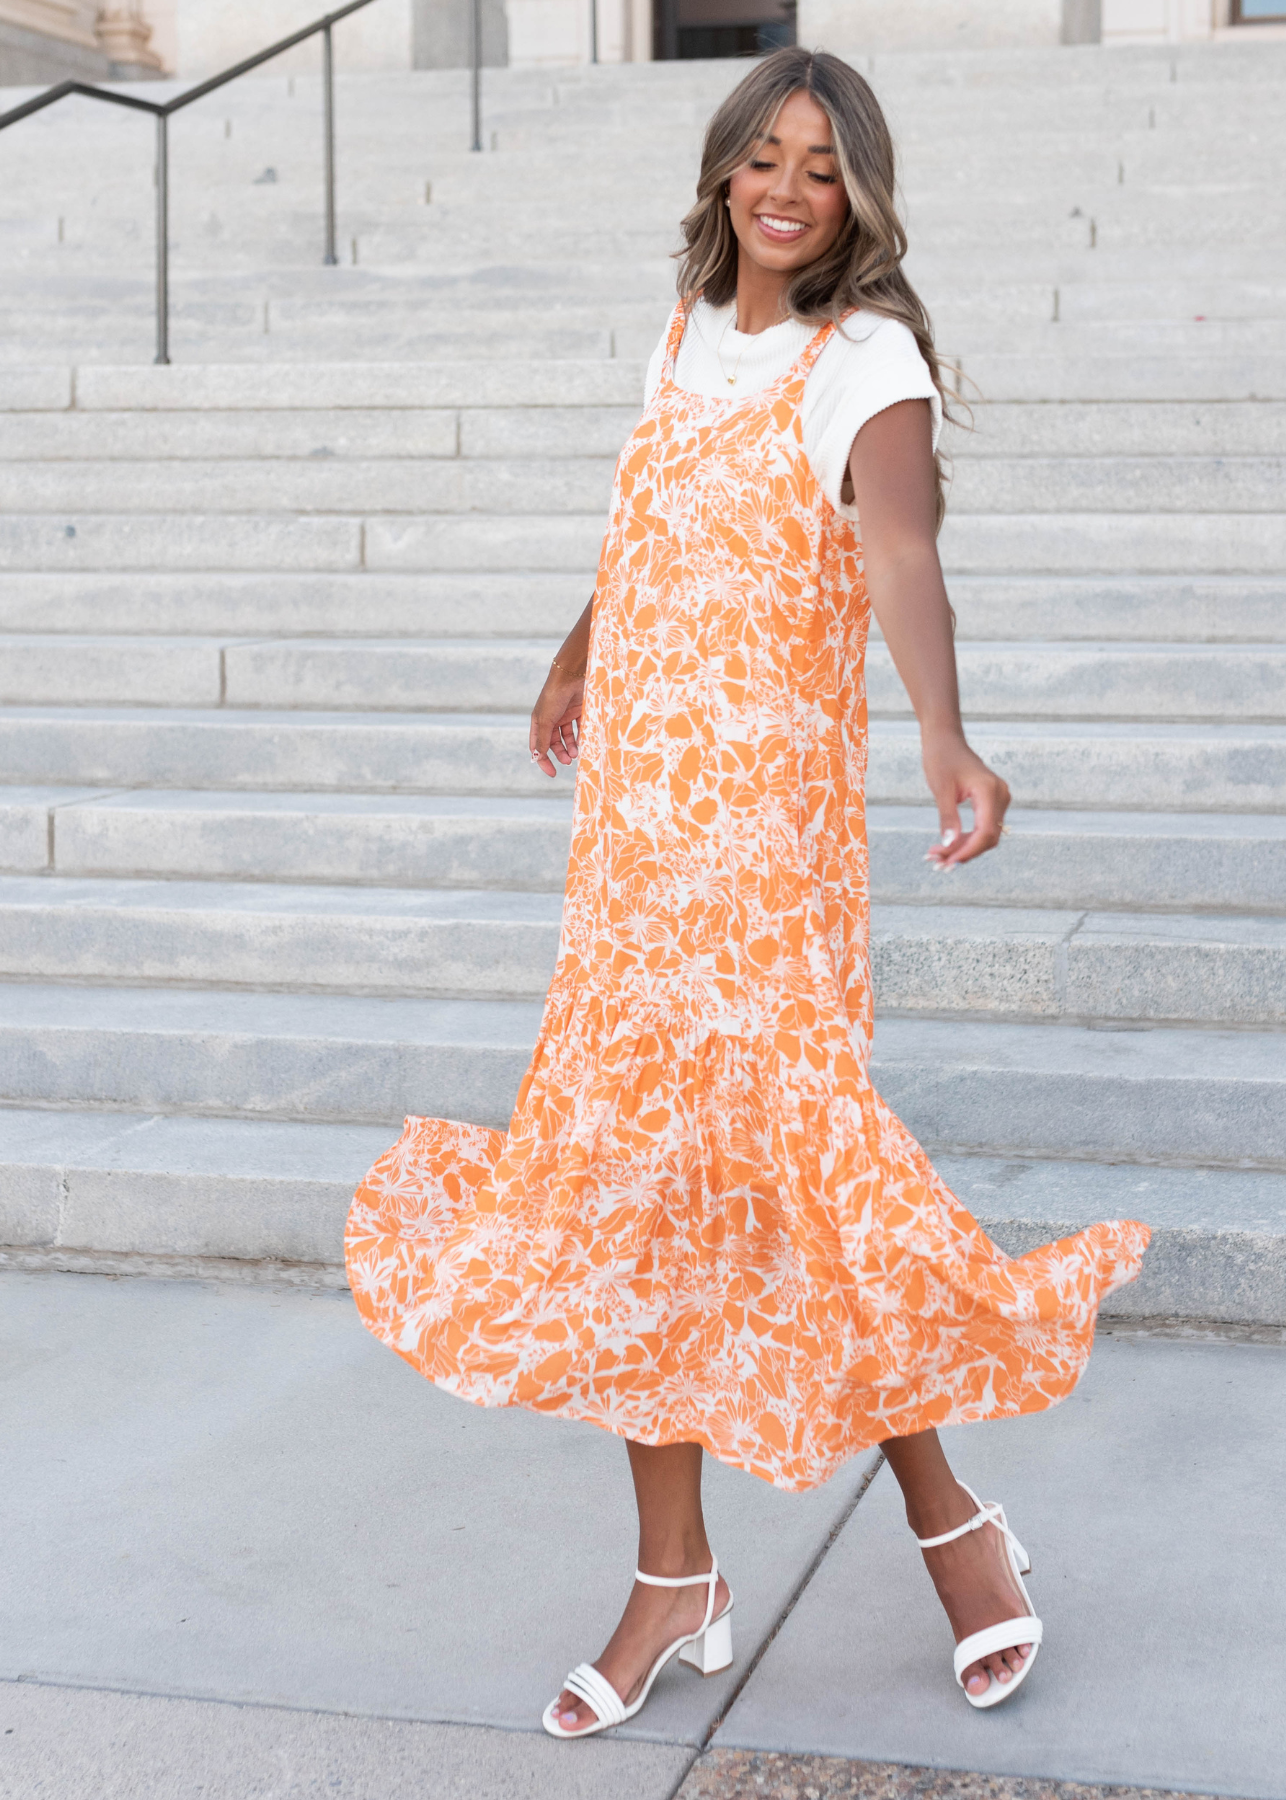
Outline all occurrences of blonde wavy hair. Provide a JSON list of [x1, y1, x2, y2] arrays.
[[676, 46, 957, 527]]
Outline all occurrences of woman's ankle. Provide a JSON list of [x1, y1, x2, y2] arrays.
[[635, 1527, 713, 1578], [903, 1478, 976, 1543]]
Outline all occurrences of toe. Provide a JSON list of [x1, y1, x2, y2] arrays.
[[963, 1662, 990, 1695], [553, 1691, 595, 1734]]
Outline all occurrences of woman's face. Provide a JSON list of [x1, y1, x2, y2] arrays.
[[725, 89, 849, 278]]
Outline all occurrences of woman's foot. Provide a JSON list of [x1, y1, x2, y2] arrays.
[[913, 1484, 1034, 1700], [551, 1562, 732, 1734]]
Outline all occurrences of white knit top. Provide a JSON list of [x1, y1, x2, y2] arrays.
[[644, 297, 942, 522]]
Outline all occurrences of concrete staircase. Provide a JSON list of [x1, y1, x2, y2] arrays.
[[1, 43, 1283, 1319]]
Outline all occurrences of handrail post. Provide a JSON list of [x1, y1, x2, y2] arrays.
[[0, 0, 383, 359], [470, 0, 482, 152], [323, 20, 338, 264], [590, 0, 598, 62], [155, 111, 170, 365]]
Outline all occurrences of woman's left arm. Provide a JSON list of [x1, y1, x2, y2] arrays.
[[848, 398, 1010, 868]]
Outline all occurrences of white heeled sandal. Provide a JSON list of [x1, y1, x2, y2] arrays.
[[916, 1481, 1044, 1710], [541, 1556, 734, 1739]]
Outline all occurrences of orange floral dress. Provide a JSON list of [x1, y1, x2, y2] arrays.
[[345, 306, 1149, 1493]]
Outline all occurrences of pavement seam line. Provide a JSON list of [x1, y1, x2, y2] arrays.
[[687, 1449, 887, 1768]]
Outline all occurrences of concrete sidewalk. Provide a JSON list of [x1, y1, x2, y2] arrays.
[[1, 1270, 1282, 1800]]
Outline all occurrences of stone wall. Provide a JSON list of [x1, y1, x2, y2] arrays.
[[0, 14, 108, 81], [165, 0, 415, 78], [797, 0, 1262, 48], [797, 0, 1066, 51], [416, 0, 508, 68]]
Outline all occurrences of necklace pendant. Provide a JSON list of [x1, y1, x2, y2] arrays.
[[727, 375, 736, 386]]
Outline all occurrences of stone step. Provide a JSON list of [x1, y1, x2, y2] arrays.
[[351, 212, 1286, 272], [14, 170, 1280, 235], [8, 353, 1279, 418], [0, 876, 1280, 1025], [869, 720, 1286, 812], [944, 576, 1286, 643], [0, 634, 1278, 722], [1, 982, 1281, 1167], [934, 1153, 1286, 1327], [0, 404, 631, 462], [5, 400, 1282, 466], [2, 265, 1283, 329], [0, 876, 564, 1000], [4, 635, 1278, 724], [228, 639, 1286, 724], [953, 353, 1286, 404], [871, 902, 1286, 1027], [0, 514, 364, 574], [1, 709, 1282, 810], [874, 1014, 1286, 1170], [6, 788, 1284, 915], [12, 324, 1282, 397], [949, 457, 1285, 514], [869, 806, 1286, 914], [5, 508, 1239, 579], [0, 982, 540, 1129], [3, 455, 1283, 519], [2, 1107, 1282, 1323], [0, 571, 1279, 644], [15, 788, 577, 890], [0, 572, 589, 639], [945, 403, 1286, 459], [0, 407, 469, 461], [65, 361, 649, 411], [0, 458, 616, 516], [0, 1106, 390, 1268], [10, 301, 1286, 365], [936, 512, 1286, 575]]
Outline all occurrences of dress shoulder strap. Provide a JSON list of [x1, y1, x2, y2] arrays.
[[661, 300, 692, 380], [794, 307, 861, 380]]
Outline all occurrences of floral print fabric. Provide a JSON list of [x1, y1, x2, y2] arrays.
[[346, 305, 1149, 1492]]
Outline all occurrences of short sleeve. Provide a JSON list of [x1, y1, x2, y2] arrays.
[[801, 313, 943, 520], [643, 323, 669, 407]]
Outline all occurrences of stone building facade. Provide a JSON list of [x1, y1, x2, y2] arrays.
[[0, 0, 162, 83], [3, 0, 1284, 86]]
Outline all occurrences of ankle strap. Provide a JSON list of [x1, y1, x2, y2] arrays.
[[635, 1555, 718, 1589], [915, 1483, 1013, 1552]]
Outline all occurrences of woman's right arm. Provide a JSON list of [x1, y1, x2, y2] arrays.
[[529, 598, 593, 778]]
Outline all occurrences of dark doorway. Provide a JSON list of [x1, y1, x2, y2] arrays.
[[655, 0, 796, 60]]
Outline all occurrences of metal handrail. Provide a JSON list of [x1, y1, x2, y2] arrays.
[[0, 0, 379, 364]]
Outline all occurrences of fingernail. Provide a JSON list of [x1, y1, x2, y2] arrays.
[[941, 829, 957, 846]]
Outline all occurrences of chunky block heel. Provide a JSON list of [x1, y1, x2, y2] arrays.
[[542, 1555, 735, 1737], [679, 1606, 733, 1675]]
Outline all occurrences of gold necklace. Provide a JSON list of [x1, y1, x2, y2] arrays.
[[715, 311, 746, 388]]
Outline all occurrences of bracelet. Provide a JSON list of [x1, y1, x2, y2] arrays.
[[550, 656, 581, 678]]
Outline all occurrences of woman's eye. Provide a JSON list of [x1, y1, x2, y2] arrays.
[[749, 159, 774, 170]]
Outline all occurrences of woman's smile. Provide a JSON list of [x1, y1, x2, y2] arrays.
[[754, 212, 810, 243]]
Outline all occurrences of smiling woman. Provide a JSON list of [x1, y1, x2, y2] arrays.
[[346, 45, 1150, 1743]]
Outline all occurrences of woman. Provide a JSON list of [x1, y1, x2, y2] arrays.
[[346, 47, 1148, 1734]]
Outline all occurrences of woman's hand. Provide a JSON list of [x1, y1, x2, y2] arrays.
[[529, 665, 585, 778], [922, 728, 1011, 870]]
